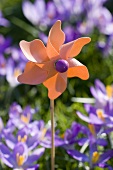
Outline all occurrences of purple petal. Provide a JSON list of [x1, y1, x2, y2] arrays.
[[67, 150, 88, 162], [25, 148, 45, 165], [97, 138, 107, 146], [84, 104, 96, 113], [54, 136, 65, 146], [99, 150, 113, 163], [99, 163, 113, 169], [0, 143, 10, 157], [1, 157, 13, 168], [76, 111, 103, 125], [5, 133, 16, 149], [27, 136, 39, 151], [78, 138, 89, 146], [89, 114, 103, 124], [76, 111, 90, 123], [95, 79, 106, 93], [22, 1, 39, 25], [35, 0, 45, 18], [26, 164, 39, 170]]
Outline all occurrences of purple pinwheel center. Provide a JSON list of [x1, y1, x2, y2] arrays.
[[55, 59, 69, 73]]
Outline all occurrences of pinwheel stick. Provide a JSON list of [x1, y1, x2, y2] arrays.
[[50, 99, 55, 170]]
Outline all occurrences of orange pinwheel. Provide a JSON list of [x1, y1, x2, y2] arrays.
[[18, 20, 91, 99]]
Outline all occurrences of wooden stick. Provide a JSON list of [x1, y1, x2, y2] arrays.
[[50, 99, 55, 170]]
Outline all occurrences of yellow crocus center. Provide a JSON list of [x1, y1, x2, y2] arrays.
[[88, 124, 96, 136], [18, 135, 27, 143], [14, 68, 22, 78], [40, 128, 47, 140], [21, 113, 30, 124], [106, 85, 113, 98], [92, 151, 100, 164], [96, 109, 105, 122], [60, 133, 65, 139], [16, 153, 25, 166]]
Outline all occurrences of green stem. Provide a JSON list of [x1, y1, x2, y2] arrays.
[[50, 99, 55, 170]]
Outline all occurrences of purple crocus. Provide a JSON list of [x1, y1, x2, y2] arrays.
[[8, 102, 36, 129], [90, 79, 113, 108], [76, 100, 113, 140], [6, 47, 27, 87], [62, 122, 89, 149], [30, 120, 64, 148], [0, 35, 11, 54], [87, 6, 113, 35], [67, 149, 113, 169], [4, 127, 39, 151], [22, 0, 56, 27], [0, 54, 7, 76], [0, 11, 10, 27], [1, 142, 45, 170], [0, 116, 15, 142], [98, 34, 113, 57]]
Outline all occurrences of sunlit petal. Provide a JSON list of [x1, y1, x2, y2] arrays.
[[36, 59, 57, 79], [43, 72, 67, 99], [18, 62, 48, 85], [60, 37, 91, 59], [47, 20, 65, 59], [20, 40, 48, 63], [67, 58, 89, 80]]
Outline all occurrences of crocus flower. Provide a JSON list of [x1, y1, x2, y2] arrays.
[[90, 79, 113, 108], [8, 102, 36, 129], [67, 149, 113, 169], [0, 116, 15, 141], [18, 20, 91, 99], [22, 0, 56, 27], [1, 142, 45, 170], [0, 54, 6, 76], [0, 11, 10, 27], [4, 127, 39, 151], [28, 120, 64, 148], [5, 47, 27, 87], [62, 122, 89, 149], [0, 35, 11, 54], [98, 34, 113, 57]]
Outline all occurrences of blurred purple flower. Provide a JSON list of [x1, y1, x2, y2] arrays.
[[0, 54, 6, 76], [0, 11, 10, 27], [62, 122, 89, 149], [5, 47, 27, 87], [53, 0, 84, 21], [0, 35, 11, 54], [22, 0, 56, 27], [0, 116, 15, 142], [30, 120, 64, 148], [98, 34, 113, 57], [90, 79, 113, 108], [77, 20, 94, 35], [63, 25, 80, 42], [8, 102, 36, 129], [87, 7, 113, 35]]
